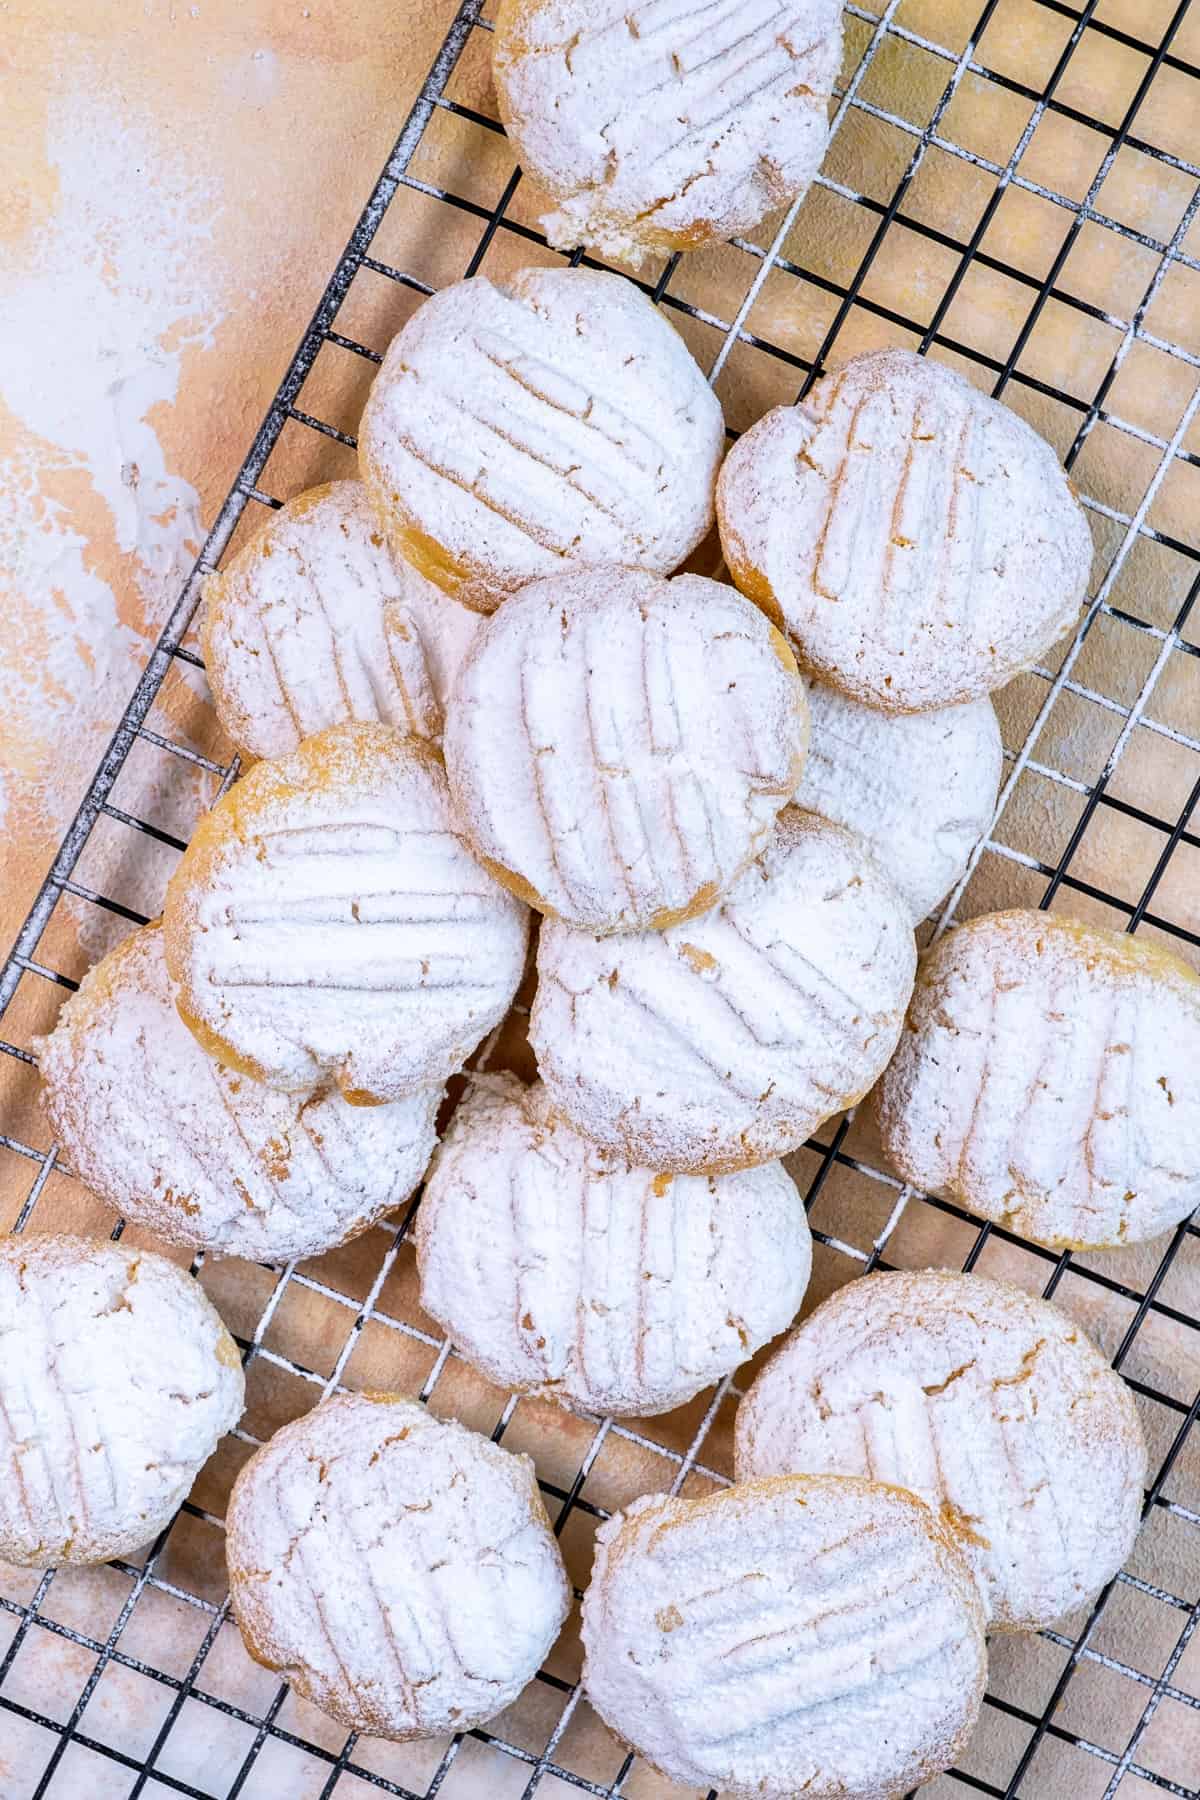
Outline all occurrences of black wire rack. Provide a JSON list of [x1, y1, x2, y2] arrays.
[[1, 1, 1199, 1795]]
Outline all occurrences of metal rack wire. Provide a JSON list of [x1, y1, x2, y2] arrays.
[[1, 1, 1198, 1794]]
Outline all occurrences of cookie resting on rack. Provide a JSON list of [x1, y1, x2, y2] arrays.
[[163, 723, 529, 1103], [38, 923, 443, 1262], [443, 566, 809, 933], [358, 266, 725, 613], [735, 1269, 1146, 1630], [0, 1235, 244, 1567], [530, 809, 915, 1173], [718, 348, 1093, 711], [873, 909, 1200, 1249], [581, 1474, 987, 1800], [225, 1393, 570, 1738], [202, 479, 478, 762], [493, 0, 843, 266], [416, 1073, 811, 1416]]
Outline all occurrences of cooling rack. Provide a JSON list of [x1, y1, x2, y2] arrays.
[[1, 1, 1199, 1795]]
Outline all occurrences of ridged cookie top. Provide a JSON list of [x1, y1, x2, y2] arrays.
[[443, 567, 808, 932], [874, 909, 1200, 1248], [225, 1393, 569, 1738], [358, 267, 725, 612], [718, 349, 1093, 710], [201, 480, 479, 761], [163, 724, 529, 1103], [37, 924, 443, 1262], [494, 0, 843, 265], [531, 809, 916, 1172], [581, 1474, 987, 1800], [0, 1235, 244, 1567], [416, 1073, 811, 1416], [735, 1270, 1147, 1630], [794, 683, 1002, 922]]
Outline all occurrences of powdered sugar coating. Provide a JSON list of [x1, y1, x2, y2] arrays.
[[718, 350, 1093, 711], [581, 1475, 986, 1800], [736, 1270, 1146, 1630], [794, 683, 1002, 922], [225, 1393, 569, 1737], [443, 568, 808, 932], [37, 924, 442, 1262], [531, 809, 916, 1172], [202, 480, 479, 762], [494, 0, 843, 266], [874, 909, 1200, 1248], [358, 267, 725, 613], [416, 1073, 811, 1416], [163, 723, 529, 1103], [0, 1235, 244, 1567]]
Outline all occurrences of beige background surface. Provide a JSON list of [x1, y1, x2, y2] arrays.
[[1, 1, 1199, 1795]]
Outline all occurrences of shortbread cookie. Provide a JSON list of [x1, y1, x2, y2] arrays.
[[444, 567, 808, 932], [736, 1270, 1146, 1630], [226, 1393, 569, 1737], [494, 0, 843, 266], [359, 267, 724, 613], [874, 909, 1200, 1248], [0, 1235, 243, 1567], [38, 925, 442, 1262], [794, 684, 1002, 922], [531, 810, 915, 1172], [581, 1475, 986, 1800], [163, 723, 529, 1103], [202, 480, 478, 761], [416, 1073, 811, 1415], [718, 349, 1093, 711]]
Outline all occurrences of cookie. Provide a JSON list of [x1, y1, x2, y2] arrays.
[[531, 809, 915, 1172], [163, 723, 529, 1103], [443, 567, 808, 932], [794, 683, 1002, 922], [718, 349, 1093, 711], [416, 1073, 811, 1416], [37, 924, 442, 1262], [202, 480, 478, 762], [225, 1392, 569, 1737], [493, 0, 843, 266], [874, 909, 1200, 1248], [736, 1269, 1146, 1630], [358, 266, 724, 613], [0, 1235, 243, 1567], [581, 1474, 986, 1800]]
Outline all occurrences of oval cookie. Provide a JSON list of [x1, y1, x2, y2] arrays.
[[874, 909, 1200, 1248], [531, 809, 915, 1172], [163, 723, 529, 1103], [581, 1474, 986, 1800], [416, 1073, 811, 1416], [444, 567, 808, 932]]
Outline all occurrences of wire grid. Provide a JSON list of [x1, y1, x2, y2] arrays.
[[1, 0, 1199, 1794]]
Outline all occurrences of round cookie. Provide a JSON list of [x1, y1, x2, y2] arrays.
[[202, 480, 478, 762], [37, 924, 442, 1262], [493, 0, 843, 266], [416, 1073, 811, 1416], [531, 809, 915, 1173], [358, 266, 724, 613], [225, 1392, 569, 1737], [874, 909, 1200, 1248], [163, 723, 529, 1103], [736, 1270, 1146, 1630], [718, 349, 1093, 711], [443, 567, 808, 932], [794, 683, 1002, 923], [0, 1235, 243, 1567], [581, 1474, 987, 1800]]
